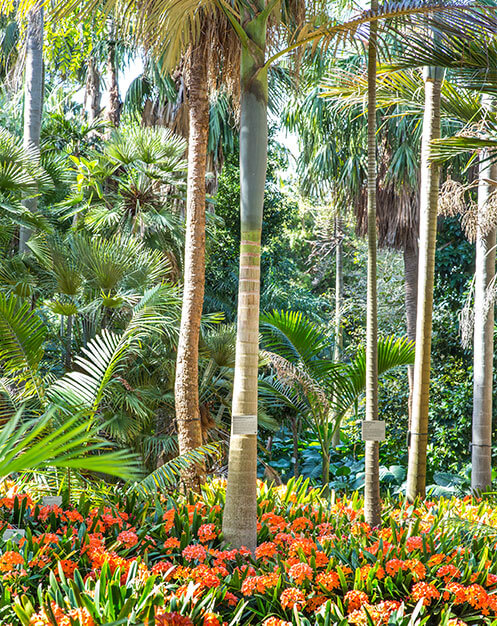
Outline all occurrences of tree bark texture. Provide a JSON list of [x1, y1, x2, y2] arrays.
[[174, 42, 209, 490], [332, 213, 343, 448], [472, 96, 497, 493], [404, 244, 418, 430], [19, 3, 43, 252], [86, 55, 101, 124], [222, 13, 268, 554], [364, 0, 381, 528], [406, 71, 443, 502], [105, 22, 121, 130]]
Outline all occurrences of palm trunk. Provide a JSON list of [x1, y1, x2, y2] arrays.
[[86, 56, 101, 124], [406, 68, 443, 502], [290, 415, 300, 478], [364, 0, 381, 528], [404, 244, 418, 430], [222, 12, 268, 554], [19, 3, 43, 252], [174, 42, 209, 490], [332, 212, 343, 448], [105, 21, 121, 130], [472, 96, 497, 494]]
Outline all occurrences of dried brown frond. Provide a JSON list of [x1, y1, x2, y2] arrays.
[[261, 349, 330, 415], [459, 280, 474, 349], [438, 177, 467, 218]]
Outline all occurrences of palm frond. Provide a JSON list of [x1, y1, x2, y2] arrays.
[[0, 409, 140, 480], [0, 293, 46, 402], [133, 442, 221, 495]]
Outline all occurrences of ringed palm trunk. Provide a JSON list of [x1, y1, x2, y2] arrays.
[[364, 0, 381, 527], [331, 211, 343, 448], [404, 244, 418, 430], [174, 42, 209, 490], [406, 66, 443, 502], [471, 95, 497, 493], [222, 12, 268, 554], [19, 3, 44, 252]]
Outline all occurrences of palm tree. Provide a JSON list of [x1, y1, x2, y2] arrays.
[[364, 0, 381, 527], [406, 63, 444, 501], [27, 0, 497, 549], [19, 1, 44, 252], [472, 103, 497, 493], [260, 310, 415, 489]]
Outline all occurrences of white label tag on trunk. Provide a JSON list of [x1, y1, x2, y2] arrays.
[[43, 496, 62, 507], [232, 415, 258, 435], [361, 420, 386, 441]]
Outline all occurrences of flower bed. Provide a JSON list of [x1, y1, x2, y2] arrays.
[[1, 478, 497, 625]]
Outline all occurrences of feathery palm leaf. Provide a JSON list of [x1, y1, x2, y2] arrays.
[[0, 409, 139, 479], [0, 293, 46, 401], [133, 442, 221, 495]]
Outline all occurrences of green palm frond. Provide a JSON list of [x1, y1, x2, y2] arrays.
[[260, 309, 331, 364], [48, 329, 127, 414], [336, 335, 415, 414], [0, 293, 46, 402], [133, 442, 221, 495], [431, 135, 497, 163], [0, 409, 139, 480]]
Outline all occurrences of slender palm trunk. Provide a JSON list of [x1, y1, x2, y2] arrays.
[[174, 42, 209, 490], [406, 68, 443, 502], [364, 0, 381, 527], [86, 56, 101, 124], [222, 13, 268, 554], [19, 3, 43, 252], [332, 212, 343, 448], [105, 21, 121, 130], [404, 244, 418, 430], [472, 96, 497, 493]]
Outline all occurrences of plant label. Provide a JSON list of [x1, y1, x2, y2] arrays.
[[361, 420, 386, 442], [3, 528, 26, 544], [43, 496, 62, 507], [232, 415, 257, 435]]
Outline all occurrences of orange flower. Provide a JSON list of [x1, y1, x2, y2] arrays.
[[262, 618, 292, 626], [345, 590, 369, 612], [316, 571, 340, 592], [411, 582, 440, 606], [198, 524, 217, 543], [164, 537, 181, 551], [436, 564, 461, 583], [202, 612, 221, 626], [0, 551, 24, 572], [406, 536, 424, 552], [116, 531, 138, 548], [182, 544, 206, 562], [256, 542, 277, 560], [288, 562, 313, 585], [155, 612, 193, 626], [280, 587, 306, 610]]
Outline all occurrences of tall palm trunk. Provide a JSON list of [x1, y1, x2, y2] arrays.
[[222, 11, 268, 554], [86, 56, 101, 124], [406, 67, 443, 502], [471, 95, 497, 493], [364, 0, 381, 528], [404, 244, 418, 430], [332, 212, 343, 448], [174, 42, 209, 490], [105, 20, 121, 130], [19, 3, 43, 252]]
